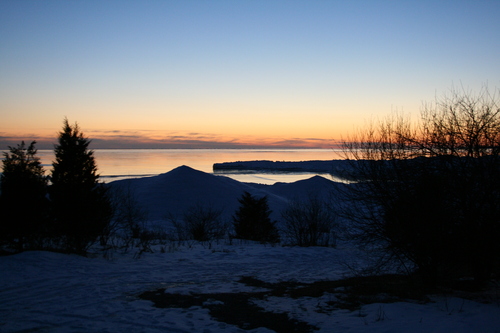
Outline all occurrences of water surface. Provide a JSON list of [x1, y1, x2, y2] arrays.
[[34, 149, 344, 184]]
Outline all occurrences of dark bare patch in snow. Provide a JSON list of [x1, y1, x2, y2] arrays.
[[139, 274, 431, 332]]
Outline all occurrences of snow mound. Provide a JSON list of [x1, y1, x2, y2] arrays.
[[268, 175, 346, 201]]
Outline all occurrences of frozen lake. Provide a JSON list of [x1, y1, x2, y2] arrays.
[[34, 148, 344, 184]]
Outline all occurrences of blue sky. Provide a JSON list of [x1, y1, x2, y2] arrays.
[[1, 0, 499, 148]]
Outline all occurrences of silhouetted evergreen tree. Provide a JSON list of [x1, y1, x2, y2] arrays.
[[0, 141, 48, 251], [233, 191, 280, 243], [49, 119, 112, 254]]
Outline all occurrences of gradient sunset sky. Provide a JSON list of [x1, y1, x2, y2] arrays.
[[1, 0, 499, 149]]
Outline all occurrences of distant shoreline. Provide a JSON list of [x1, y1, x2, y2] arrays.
[[213, 159, 354, 174]]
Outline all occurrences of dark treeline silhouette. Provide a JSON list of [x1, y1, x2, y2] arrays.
[[0, 119, 112, 255]]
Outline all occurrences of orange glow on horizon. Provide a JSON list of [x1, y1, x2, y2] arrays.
[[0, 126, 342, 150]]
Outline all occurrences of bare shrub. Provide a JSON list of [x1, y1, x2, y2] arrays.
[[103, 184, 149, 249], [342, 86, 500, 285], [173, 203, 227, 242], [281, 195, 337, 247], [133, 227, 169, 256]]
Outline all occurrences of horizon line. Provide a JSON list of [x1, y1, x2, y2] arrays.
[[0, 136, 341, 151]]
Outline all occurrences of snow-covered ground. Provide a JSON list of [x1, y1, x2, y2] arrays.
[[1, 165, 499, 332], [2, 244, 499, 333]]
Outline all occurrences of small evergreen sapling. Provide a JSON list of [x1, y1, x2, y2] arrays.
[[233, 191, 280, 243]]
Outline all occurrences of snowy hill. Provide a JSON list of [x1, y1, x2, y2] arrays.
[[109, 165, 345, 222], [267, 175, 347, 202], [109, 165, 285, 221], [110, 165, 252, 220]]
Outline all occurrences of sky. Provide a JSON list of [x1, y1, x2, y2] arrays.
[[1, 0, 499, 149]]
